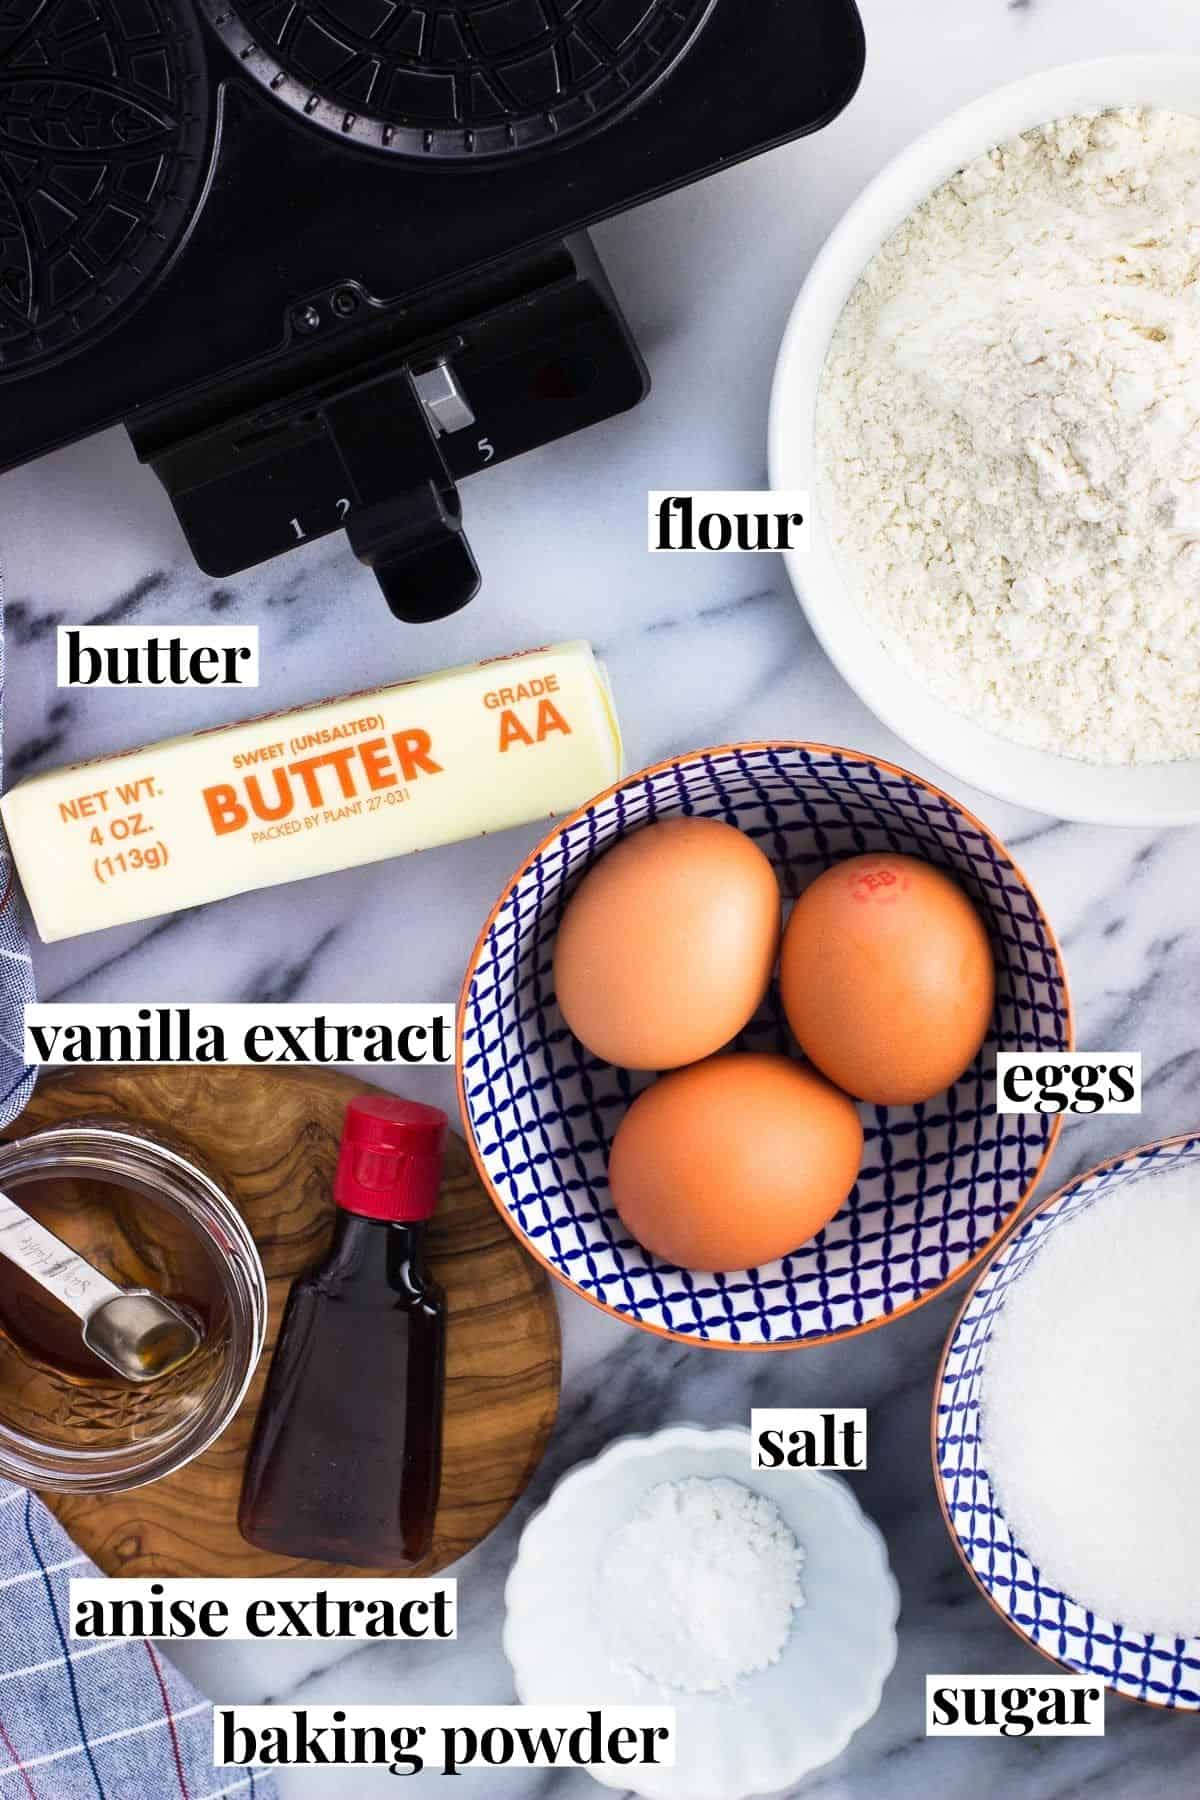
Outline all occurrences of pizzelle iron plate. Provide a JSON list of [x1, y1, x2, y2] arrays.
[[0, 0, 210, 374], [207, 0, 715, 158]]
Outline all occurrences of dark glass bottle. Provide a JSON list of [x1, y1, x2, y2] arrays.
[[238, 1096, 447, 1569]]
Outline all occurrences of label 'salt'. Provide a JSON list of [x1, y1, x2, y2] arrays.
[[1, 642, 622, 944]]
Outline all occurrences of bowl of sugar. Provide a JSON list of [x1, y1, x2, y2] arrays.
[[503, 1424, 899, 1799], [770, 56, 1200, 825], [935, 1132, 1200, 1707]]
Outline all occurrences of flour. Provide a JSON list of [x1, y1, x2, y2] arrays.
[[816, 107, 1200, 765], [598, 1476, 805, 1694]]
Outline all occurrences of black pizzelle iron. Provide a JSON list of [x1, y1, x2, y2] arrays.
[[0, 0, 865, 621]]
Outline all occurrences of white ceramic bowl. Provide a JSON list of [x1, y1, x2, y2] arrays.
[[769, 56, 1200, 827], [503, 1424, 899, 1800]]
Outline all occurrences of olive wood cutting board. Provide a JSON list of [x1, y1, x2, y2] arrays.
[[3, 1066, 561, 1578]]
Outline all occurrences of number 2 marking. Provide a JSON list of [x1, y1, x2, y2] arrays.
[[289, 498, 351, 541]]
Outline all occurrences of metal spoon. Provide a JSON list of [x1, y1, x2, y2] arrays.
[[0, 1187, 202, 1382]]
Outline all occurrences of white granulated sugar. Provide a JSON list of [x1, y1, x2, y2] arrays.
[[982, 1165, 1200, 1638], [598, 1476, 805, 1693], [816, 107, 1200, 765]]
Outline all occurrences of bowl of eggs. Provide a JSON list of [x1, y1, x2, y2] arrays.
[[457, 743, 1072, 1348]]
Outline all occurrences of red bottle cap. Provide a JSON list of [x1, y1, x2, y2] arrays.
[[333, 1096, 448, 1223]]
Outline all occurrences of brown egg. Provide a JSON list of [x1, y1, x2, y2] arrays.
[[608, 1053, 863, 1271], [780, 853, 995, 1106], [552, 818, 780, 1071]]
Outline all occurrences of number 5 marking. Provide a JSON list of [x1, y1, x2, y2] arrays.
[[478, 437, 495, 464]]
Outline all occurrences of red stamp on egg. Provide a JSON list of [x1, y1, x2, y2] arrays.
[[848, 864, 911, 906]]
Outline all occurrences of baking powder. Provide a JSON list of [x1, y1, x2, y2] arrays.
[[598, 1475, 805, 1694], [817, 107, 1200, 765]]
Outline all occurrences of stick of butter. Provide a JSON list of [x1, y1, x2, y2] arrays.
[[1, 641, 622, 944]]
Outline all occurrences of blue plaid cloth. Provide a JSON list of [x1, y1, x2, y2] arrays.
[[0, 1483, 276, 1800], [0, 586, 36, 1128], [0, 602, 272, 1798]]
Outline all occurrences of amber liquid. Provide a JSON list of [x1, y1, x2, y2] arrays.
[[238, 1212, 445, 1569], [0, 1175, 226, 1447]]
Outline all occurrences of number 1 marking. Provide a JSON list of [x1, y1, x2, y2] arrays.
[[290, 499, 351, 541]]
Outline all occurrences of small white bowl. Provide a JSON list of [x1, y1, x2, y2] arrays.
[[503, 1424, 899, 1800], [769, 56, 1200, 827]]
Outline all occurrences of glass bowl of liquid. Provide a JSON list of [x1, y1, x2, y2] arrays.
[[0, 1118, 267, 1492]]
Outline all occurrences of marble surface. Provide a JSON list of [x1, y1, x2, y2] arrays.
[[3, 0, 1200, 1793]]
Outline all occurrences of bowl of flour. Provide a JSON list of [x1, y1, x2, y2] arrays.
[[770, 57, 1200, 824]]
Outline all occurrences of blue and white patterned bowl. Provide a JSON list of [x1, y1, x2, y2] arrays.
[[934, 1134, 1200, 1708], [458, 743, 1072, 1349]]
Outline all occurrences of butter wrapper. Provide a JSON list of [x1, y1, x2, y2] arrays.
[[1, 641, 622, 943]]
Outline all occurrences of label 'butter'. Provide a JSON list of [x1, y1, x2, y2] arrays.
[[1, 641, 623, 944]]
